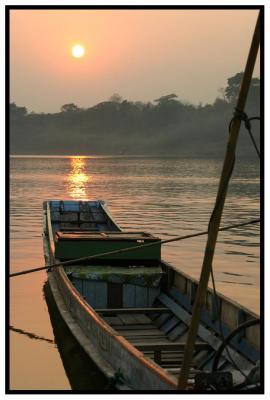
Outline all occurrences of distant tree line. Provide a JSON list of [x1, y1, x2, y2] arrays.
[[10, 72, 260, 158]]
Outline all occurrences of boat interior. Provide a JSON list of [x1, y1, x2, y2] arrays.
[[46, 200, 260, 389]]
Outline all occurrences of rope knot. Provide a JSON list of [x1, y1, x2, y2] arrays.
[[233, 108, 251, 131], [228, 109, 260, 159]]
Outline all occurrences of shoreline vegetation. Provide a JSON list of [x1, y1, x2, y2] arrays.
[[10, 73, 260, 159]]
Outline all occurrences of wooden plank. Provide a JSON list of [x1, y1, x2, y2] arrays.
[[161, 354, 186, 362], [95, 307, 170, 315], [158, 293, 253, 370], [95, 282, 107, 308], [135, 286, 148, 308], [161, 352, 185, 358], [73, 278, 83, 294], [154, 313, 172, 328], [126, 335, 168, 342], [134, 342, 210, 352], [192, 350, 209, 367], [103, 316, 123, 325], [196, 350, 216, 370], [165, 368, 197, 375], [160, 316, 179, 334], [83, 281, 96, 307], [112, 324, 156, 331], [168, 323, 188, 341], [147, 287, 160, 307], [123, 284, 136, 308], [132, 314, 152, 324], [117, 314, 140, 325], [46, 203, 54, 248], [162, 359, 197, 365], [119, 329, 166, 337], [203, 356, 228, 371]]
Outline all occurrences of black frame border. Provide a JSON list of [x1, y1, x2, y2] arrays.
[[6, 4, 264, 395]]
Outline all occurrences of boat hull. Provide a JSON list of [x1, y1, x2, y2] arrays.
[[43, 200, 260, 391]]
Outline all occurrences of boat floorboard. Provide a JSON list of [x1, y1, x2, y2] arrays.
[[97, 303, 218, 374], [112, 324, 157, 330], [103, 313, 154, 326], [102, 308, 212, 371], [117, 313, 152, 325], [90, 305, 212, 378], [118, 329, 167, 337], [103, 316, 123, 325]]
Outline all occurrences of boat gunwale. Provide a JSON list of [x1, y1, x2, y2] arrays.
[[100, 202, 122, 231], [161, 259, 260, 319]]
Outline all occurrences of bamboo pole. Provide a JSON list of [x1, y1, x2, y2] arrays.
[[177, 12, 261, 390]]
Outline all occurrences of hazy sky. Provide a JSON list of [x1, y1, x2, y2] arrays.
[[10, 9, 260, 113]]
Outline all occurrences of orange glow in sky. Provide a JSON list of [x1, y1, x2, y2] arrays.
[[10, 9, 260, 113]]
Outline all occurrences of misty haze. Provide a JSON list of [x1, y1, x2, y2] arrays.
[[10, 72, 260, 158]]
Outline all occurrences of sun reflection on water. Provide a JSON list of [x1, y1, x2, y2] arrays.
[[66, 157, 91, 199]]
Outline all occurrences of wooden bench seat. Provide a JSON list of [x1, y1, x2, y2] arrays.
[[133, 341, 210, 365]]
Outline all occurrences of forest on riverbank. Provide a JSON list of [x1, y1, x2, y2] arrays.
[[10, 72, 260, 158]]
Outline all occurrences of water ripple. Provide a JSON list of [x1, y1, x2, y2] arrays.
[[10, 156, 260, 273]]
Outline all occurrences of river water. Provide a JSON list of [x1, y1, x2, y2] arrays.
[[9, 155, 260, 390]]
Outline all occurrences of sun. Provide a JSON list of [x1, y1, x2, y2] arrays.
[[71, 44, 85, 58]]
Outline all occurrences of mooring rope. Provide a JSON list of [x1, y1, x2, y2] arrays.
[[9, 325, 55, 344], [9, 218, 260, 278]]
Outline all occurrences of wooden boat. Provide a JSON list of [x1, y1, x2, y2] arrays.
[[43, 199, 260, 391]]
